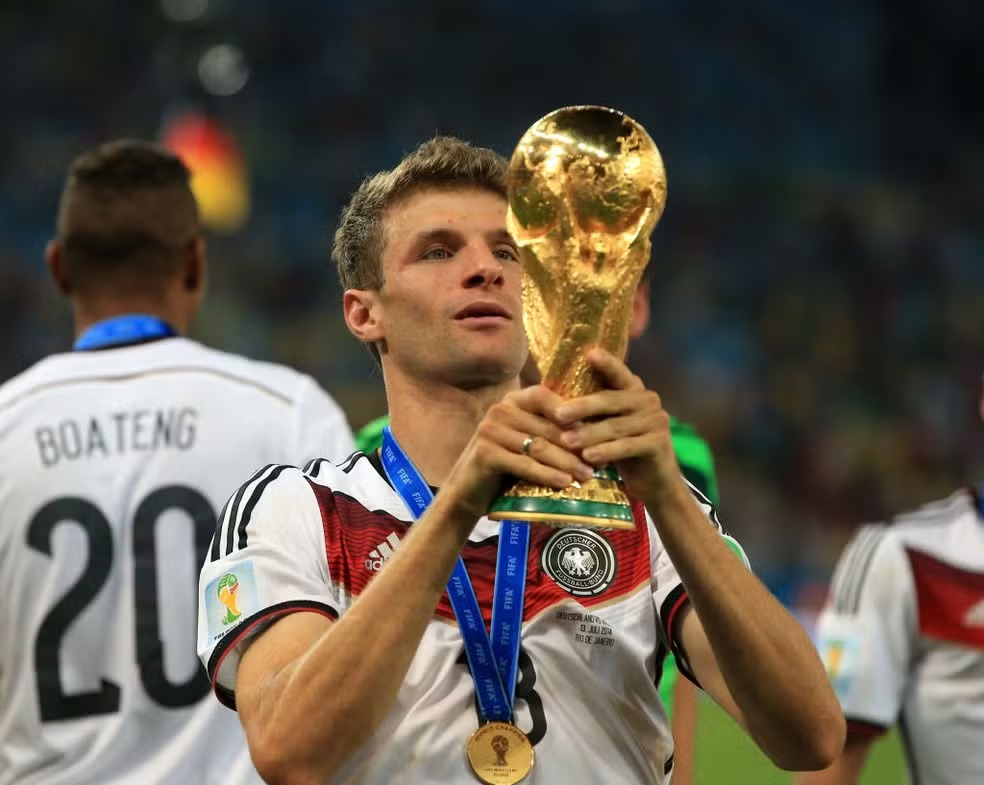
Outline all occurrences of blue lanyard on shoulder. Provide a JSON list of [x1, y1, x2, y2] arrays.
[[74, 315, 177, 351], [380, 426, 530, 723]]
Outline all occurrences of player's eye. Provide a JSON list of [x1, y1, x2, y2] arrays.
[[421, 246, 452, 261], [494, 245, 519, 262]]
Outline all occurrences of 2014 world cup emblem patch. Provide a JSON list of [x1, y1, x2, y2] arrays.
[[541, 529, 617, 597], [205, 560, 258, 645]]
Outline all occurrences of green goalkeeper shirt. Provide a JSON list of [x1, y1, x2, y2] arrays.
[[353, 413, 723, 718]]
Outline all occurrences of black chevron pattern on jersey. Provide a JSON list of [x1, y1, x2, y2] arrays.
[[304, 457, 330, 477], [684, 477, 723, 531], [225, 463, 275, 555], [831, 524, 887, 614], [211, 463, 272, 561], [208, 495, 233, 562], [340, 451, 369, 475], [305, 451, 361, 478], [237, 464, 290, 551], [210, 463, 292, 559]]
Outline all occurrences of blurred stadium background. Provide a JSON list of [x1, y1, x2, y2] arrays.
[[2, 1, 981, 781]]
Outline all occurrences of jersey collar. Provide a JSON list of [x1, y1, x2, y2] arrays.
[[74, 315, 178, 352]]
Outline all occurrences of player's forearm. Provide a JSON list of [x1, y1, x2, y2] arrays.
[[248, 494, 476, 784], [645, 480, 844, 770]]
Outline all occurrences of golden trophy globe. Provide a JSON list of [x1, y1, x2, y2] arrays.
[[488, 106, 667, 530]]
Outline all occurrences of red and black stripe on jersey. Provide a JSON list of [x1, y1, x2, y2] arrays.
[[907, 547, 984, 650], [311, 484, 657, 626], [205, 455, 695, 713]]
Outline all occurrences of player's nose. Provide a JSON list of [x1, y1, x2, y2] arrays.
[[462, 246, 506, 290]]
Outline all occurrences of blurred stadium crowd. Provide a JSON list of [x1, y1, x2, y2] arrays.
[[2, 0, 982, 601]]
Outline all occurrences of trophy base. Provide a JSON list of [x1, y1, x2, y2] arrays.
[[488, 466, 635, 530]]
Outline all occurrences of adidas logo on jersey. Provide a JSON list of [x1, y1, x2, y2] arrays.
[[963, 599, 984, 627], [365, 532, 402, 572]]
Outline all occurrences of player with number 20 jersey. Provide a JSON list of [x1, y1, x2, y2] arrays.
[[0, 337, 354, 785], [0, 139, 356, 785]]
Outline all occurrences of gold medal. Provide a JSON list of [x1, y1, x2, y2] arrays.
[[466, 722, 534, 785]]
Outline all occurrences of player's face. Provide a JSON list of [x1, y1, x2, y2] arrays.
[[375, 187, 527, 387]]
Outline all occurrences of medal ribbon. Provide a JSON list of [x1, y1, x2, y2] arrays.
[[74, 314, 176, 351], [381, 426, 530, 722]]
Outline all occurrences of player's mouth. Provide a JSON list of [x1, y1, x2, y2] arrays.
[[454, 301, 513, 325]]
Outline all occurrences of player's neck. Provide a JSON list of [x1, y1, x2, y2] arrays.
[[72, 296, 189, 340], [384, 373, 519, 487]]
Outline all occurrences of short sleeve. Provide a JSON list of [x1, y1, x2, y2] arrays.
[[197, 464, 338, 708], [649, 480, 749, 687], [650, 508, 688, 649], [289, 375, 356, 466], [815, 525, 915, 734]]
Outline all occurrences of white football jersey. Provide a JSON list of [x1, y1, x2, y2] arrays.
[[198, 452, 741, 785], [0, 336, 355, 785], [815, 489, 984, 785]]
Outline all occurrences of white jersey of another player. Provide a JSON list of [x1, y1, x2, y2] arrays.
[[199, 451, 745, 785], [0, 336, 355, 785], [816, 489, 984, 785]]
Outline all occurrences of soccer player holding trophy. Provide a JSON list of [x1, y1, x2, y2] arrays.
[[200, 108, 842, 784]]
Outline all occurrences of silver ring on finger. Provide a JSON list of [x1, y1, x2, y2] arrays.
[[521, 435, 537, 456]]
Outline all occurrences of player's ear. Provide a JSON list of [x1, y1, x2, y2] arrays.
[[175, 237, 207, 328], [182, 237, 207, 295], [628, 278, 651, 340], [45, 240, 73, 296], [344, 289, 384, 345]]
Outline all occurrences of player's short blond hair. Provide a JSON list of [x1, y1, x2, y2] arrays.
[[331, 136, 507, 293]]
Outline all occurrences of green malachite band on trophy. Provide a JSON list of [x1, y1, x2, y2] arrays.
[[487, 495, 634, 523], [590, 465, 621, 482]]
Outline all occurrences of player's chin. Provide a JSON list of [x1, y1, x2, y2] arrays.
[[450, 347, 526, 388]]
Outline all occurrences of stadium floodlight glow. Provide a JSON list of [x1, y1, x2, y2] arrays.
[[160, 0, 208, 22], [198, 44, 249, 97]]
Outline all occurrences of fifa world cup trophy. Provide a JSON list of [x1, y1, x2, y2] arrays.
[[488, 106, 666, 530]]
